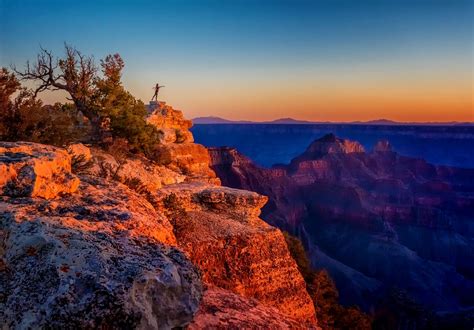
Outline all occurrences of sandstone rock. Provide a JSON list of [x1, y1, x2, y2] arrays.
[[152, 143, 220, 185], [0, 142, 80, 199], [0, 137, 319, 327], [145, 102, 220, 185], [156, 182, 267, 220], [67, 143, 92, 162], [86, 147, 186, 190], [0, 176, 201, 328], [157, 182, 317, 325], [146, 101, 194, 144], [189, 288, 308, 329]]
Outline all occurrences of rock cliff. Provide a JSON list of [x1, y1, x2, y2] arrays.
[[0, 104, 319, 328], [0, 145, 199, 328], [146, 101, 219, 184], [155, 182, 317, 324], [209, 134, 474, 325]]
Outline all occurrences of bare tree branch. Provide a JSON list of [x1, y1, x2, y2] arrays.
[[14, 44, 97, 117]]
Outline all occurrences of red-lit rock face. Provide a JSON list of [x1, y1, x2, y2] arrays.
[[146, 102, 221, 185], [155, 182, 317, 325], [1, 126, 317, 327], [0, 142, 80, 199], [189, 288, 307, 329]]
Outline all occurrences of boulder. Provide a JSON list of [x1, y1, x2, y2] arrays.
[[0, 142, 80, 199], [146, 102, 194, 144], [0, 176, 201, 328], [67, 143, 92, 162]]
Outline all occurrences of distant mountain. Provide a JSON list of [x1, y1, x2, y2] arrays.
[[193, 116, 317, 124], [192, 116, 253, 124], [266, 118, 319, 124], [351, 119, 400, 125], [193, 116, 473, 126]]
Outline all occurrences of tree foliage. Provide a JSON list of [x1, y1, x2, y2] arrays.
[[0, 67, 86, 145], [11, 45, 161, 153], [93, 53, 162, 155]]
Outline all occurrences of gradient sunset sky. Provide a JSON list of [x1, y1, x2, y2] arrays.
[[1, 0, 472, 122]]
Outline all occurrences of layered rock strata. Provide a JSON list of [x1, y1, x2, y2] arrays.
[[155, 182, 317, 325], [209, 133, 474, 317]]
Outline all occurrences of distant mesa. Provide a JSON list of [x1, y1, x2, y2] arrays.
[[291, 133, 365, 164]]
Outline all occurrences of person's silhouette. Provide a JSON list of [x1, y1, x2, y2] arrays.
[[152, 83, 165, 101]]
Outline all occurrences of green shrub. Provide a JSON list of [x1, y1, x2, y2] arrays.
[[11, 48, 163, 154], [1, 68, 87, 145]]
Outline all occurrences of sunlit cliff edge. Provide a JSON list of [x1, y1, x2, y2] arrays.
[[0, 102, 318, 328]]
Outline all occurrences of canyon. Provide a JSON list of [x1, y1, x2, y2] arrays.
[[209, 133, 474, 326], [2, 100, 472, 328], [0, 103, 317, 328]]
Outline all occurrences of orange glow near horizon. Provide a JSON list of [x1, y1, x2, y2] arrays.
[[33, 58, 473, 123], [35, 79, 473, 123]]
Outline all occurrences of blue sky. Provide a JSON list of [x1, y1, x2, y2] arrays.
[[1, 0, 472, 121]]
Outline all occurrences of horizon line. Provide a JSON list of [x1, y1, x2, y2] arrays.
[[191, 115, 474, 125]]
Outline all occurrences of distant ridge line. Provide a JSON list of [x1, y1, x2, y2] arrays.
[[192, 116, 474, 126]]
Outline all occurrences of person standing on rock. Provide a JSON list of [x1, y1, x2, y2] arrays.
[[152, 83, 165, 101]]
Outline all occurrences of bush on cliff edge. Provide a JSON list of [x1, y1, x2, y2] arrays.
[[0, 68, 87, 145], [5, 45, 161, 155]]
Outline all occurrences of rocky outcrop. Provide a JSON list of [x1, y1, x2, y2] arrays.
[[0, 172, 202, 328], [68, 144, 186, 190], [189, 288, 305, 329], [291, 133, 365, 165], [147, 101, 194, 144], [209, 134, 474, 321], [146, 102, 220, 185], [1, 135, 319, 327], [152, 143, 219, 184], [0, 142, 80, 199], [156, 182, 317, 325]]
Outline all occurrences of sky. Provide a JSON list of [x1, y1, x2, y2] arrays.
[[0, 0, 472, 122]]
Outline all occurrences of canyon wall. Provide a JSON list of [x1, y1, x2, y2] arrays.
[[209, 133, 474, 325]]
